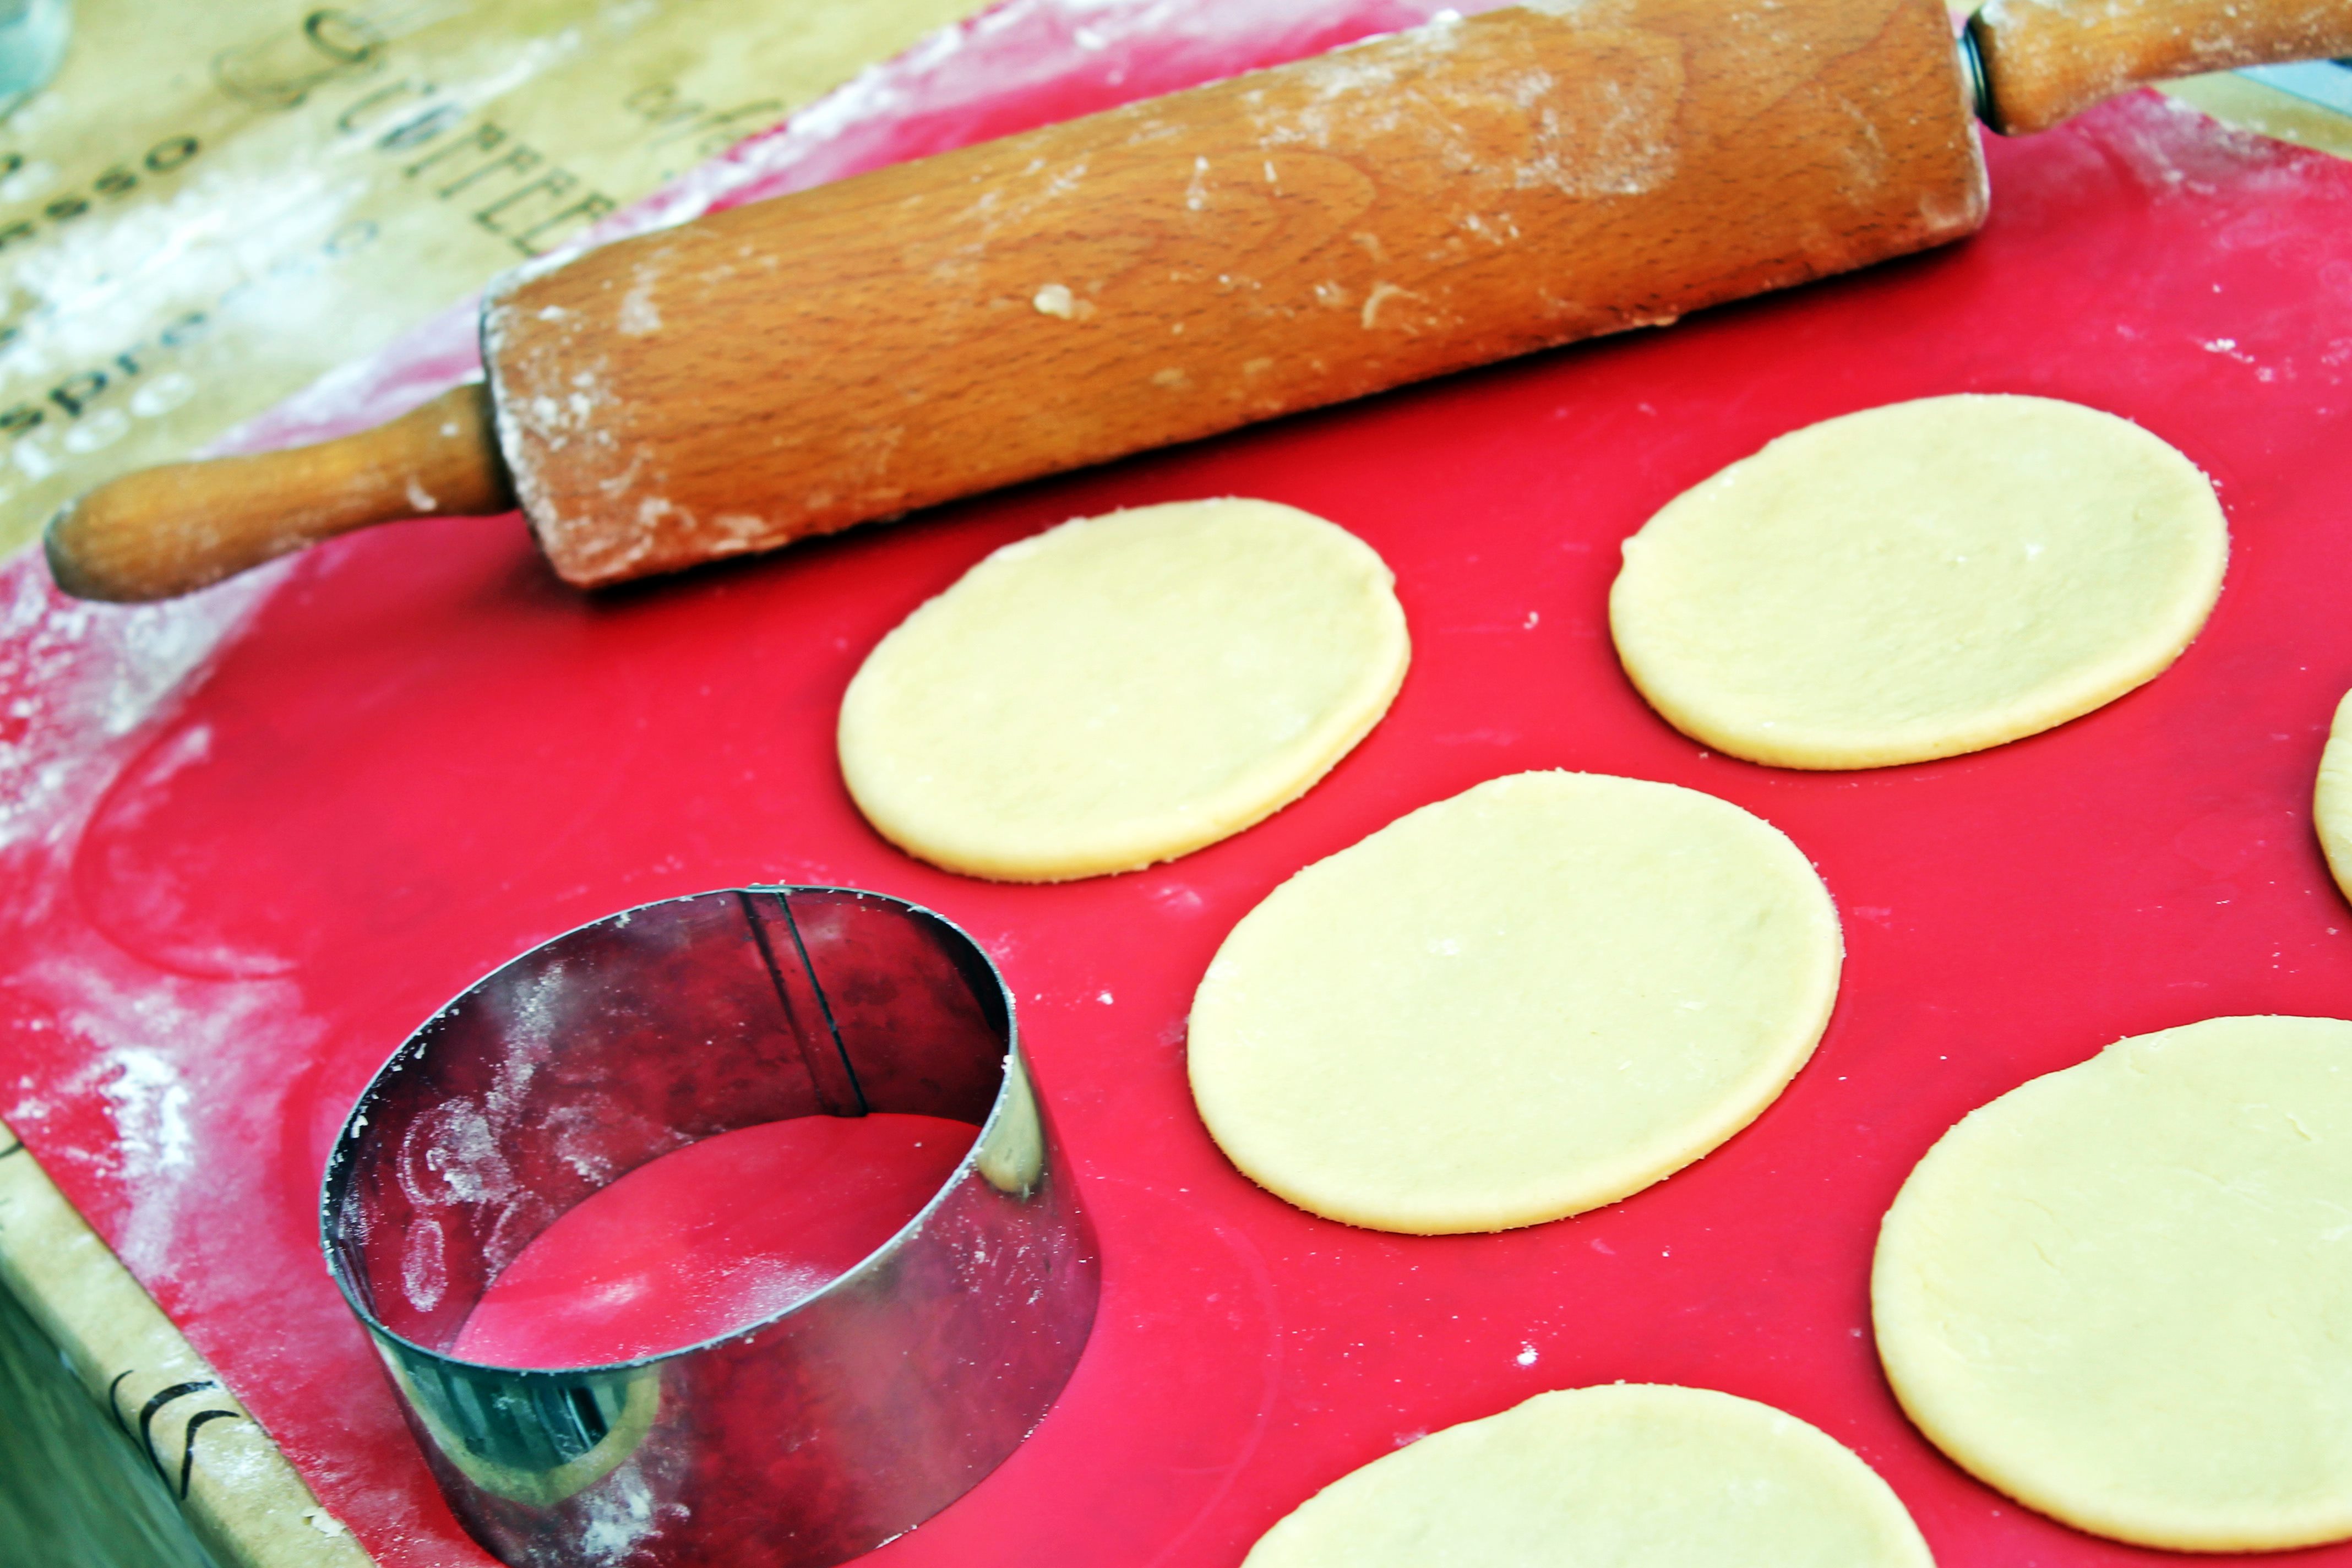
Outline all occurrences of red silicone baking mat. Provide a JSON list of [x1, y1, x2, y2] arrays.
[[5, 3, 2352, 1564]]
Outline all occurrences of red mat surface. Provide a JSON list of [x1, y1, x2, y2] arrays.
[[4, 6, 2352, 1565]]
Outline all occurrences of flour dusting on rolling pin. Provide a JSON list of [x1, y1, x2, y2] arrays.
[[43, 0, 2352, 603]]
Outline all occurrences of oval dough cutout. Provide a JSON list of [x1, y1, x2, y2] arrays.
[[1610, 394, 2227, 770], [1188, 771, 1842, 1234], [1244, 1385, 1932, 1568], [2320, 689, 2352, 904], [839, 498, 1409, 881], [1875, 1015, 2352, 1552]]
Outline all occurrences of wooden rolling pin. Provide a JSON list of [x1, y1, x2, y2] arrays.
[[46, 0, 2352, 601]]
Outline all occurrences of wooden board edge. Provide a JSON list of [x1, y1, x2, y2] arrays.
[[0, 1118, 378, 1568]]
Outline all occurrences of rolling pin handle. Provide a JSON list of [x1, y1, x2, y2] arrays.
[[43, 381, 516, 603], [1969, 0, 2352, 137]]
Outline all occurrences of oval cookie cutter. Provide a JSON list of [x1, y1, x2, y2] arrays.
[[320, 886, 1098, 1567]]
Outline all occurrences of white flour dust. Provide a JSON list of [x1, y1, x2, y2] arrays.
[[0, 534, 311, 1276], [10, 948, 323, 1280], [0, 560, 273, 859], [575, 1460, 685, 1567]]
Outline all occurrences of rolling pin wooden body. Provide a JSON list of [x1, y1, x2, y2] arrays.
[[47, 0, 2352, 600], [488, 0, 1981, 587]]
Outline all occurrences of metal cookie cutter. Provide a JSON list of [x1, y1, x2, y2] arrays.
[[322, 887, 1098, 1567]]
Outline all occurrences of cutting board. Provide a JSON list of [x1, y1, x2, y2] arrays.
[[4, 2, 2351, 1564]]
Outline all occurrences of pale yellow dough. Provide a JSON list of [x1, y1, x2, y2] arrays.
[[1243, 1384, 1933, 1568], [1874, 1015, 2352, 1552], [837, 498, 1408, 881], [1187, 771, 1841, 1234], [1609, 395, 2228, 770], [2320, 689, 2352, 904]]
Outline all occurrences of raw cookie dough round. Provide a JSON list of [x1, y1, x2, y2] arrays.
[[1188, 771, 1841, 1234], [839, 498, 1408, 881], [1874, 1015, 2352, 1552], [1610, 394, 2227, 770], [1244, 1384, 1932, 1568], [2319, 689, 2352, 904]]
